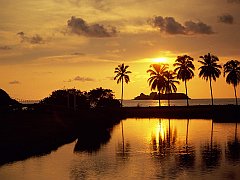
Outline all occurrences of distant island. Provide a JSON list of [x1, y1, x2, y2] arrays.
[[133, 92, 190, 100]]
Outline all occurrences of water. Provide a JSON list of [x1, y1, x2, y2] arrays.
[[0, 119, 239, 179], [123, 98, 239, 107]]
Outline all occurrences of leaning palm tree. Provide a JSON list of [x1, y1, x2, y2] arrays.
[[114, 63, 131, 107], [199, 53, 222, 106], [164, 71, 180, 106], [174, 55, 195, 106], [223, 60, 240, 105], [147, 64, 168, 107]]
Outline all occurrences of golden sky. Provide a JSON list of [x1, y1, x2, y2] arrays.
[[0, 0, 240, 100]]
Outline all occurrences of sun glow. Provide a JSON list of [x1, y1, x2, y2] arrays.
[[152, 57, 168, 64]]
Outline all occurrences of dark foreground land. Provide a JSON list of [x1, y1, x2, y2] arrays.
[[121, 105, 240, 122], [0, 105, 239, 166], [0, 107, 122, 166]]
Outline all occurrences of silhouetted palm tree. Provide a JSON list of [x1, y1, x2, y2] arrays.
[[223, 60, 240, 105], [174, 55, 195, 106], [199, 53, 222, 106], [114, 63, 131, 107], [147, 64, 168, 106], [164, 71, 180, 106]]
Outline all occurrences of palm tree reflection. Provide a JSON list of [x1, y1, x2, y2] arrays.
[[150, 119, 177, 159], [175, 119, 195, 169], [116, 121, 130, 159], [226, 123, 240, 163], [201, 121, 222, 170]]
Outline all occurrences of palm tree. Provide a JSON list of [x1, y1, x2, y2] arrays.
[[114, 63, 131, 107], [174, 55, 195, 106], [223, 60, 240, 105], [147, 64, 168, 107], [164, 71, 180, 106], [199, 53, 222, 106]]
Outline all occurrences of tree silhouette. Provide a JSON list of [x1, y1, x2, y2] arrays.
[[114, 63, 131, 107], [87, 87, 120, 108], [40, 89, 89, 109], [174, 55, 195, 106], [199, 53, 222, 106], [223, 60, 240, 105], [164, 71, 180, 106], [147, 64, 168, 106]]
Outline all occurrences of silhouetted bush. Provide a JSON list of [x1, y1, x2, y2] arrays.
[[40, 87, 120, 109]]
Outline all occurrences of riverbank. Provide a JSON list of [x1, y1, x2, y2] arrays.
[[120, 105, 240, 122]]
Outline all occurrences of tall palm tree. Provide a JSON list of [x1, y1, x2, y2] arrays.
[[147, 64, 168, 107], [174, 55, 195, 106], [199, 53, 222, 106], [164, 71, 180, 106], [114, 63, 131, 107], [223, 60, 240, 105]]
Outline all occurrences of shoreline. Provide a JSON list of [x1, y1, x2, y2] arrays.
[[120, 105, 240, 122]]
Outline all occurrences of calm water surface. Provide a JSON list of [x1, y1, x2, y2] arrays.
[[0, 119, 240, 180]]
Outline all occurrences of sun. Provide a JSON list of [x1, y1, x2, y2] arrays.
[[152, 57, 168, 64]]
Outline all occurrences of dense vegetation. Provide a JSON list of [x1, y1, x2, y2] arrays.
[[40, 87, 121, 110]]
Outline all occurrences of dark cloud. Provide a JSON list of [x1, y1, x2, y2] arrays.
[[184, 21, 214, 34], [149, 16, 214, 35], [218, 14, 234, 24], [0, 46, 11, 50], [74, 76, 95, 82], [17, 32, 44, 44], [67, 16, 118, 37], [9, 80, 20, 84], [149, 16, 185, 34]]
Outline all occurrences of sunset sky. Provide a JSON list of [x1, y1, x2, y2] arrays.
[[0, 0, 240, 100]]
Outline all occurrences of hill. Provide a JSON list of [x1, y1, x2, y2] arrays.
[[0, 89, 20, 107]]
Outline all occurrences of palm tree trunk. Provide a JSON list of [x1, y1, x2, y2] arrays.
[[167, 79, 170, 106], [121, 80, 124, 107], [234, 85, 238, 105], [158, 90, 161, 107], [209, 77, 214, 106], [184, 80, 189, 106]]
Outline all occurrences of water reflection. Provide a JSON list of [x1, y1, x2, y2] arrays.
[[1, 119, 240, 180], [175, 119, 195, 169], [150, 119, 177, 159], [201, 121, 222, 170], [116, 121, 131, 159], [151, 119, 196, 179], [226, 123, 240, 163], [74, 127, 112, 153]]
